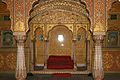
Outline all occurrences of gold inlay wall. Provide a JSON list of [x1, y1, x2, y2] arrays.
[[48, 26, 73, 57], [35, 28, 45, 65], [30, 2, 90, 66], [76, 28, 86, 64]]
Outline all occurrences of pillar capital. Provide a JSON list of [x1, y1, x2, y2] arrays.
[[13, 32, 26, 43], [94, 35, 104, 41], [93, 32, 105, 46]]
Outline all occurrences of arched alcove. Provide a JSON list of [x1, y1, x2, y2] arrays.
[[48, 25, 73, 57], [29, 0, 91, 71]]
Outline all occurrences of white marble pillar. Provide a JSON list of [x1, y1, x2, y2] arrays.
[[93, 35, 104, 80], [15, 35, 27, 80]]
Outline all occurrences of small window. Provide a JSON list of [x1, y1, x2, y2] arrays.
[[39, 35, 44, 41], [110, 14, 117, 20], [107, 31, 118, 47], [2, 31, 13, 47], [58, 35, 64, 42], [77, 35, 82, 41], [4, 15, 10, 21]]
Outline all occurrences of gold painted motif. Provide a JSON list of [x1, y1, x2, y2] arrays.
[[116, 55, 120, 68], [94, 22, 105, 32], [6, 53, 16, 70], [47, 24, 73, 33], [76, 28, 86, 64], [0, 54, 4, 68], [14, 21, 25, 32], [31, 11, 89, 24], [35, 28, 45, 65], [30, 1, 88, 18], [103, 53, 113, 70], [31, 23, 44, 40], [48, 25, 73, 57]]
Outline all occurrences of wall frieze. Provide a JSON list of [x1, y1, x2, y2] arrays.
[[30, 1, 88, 19]]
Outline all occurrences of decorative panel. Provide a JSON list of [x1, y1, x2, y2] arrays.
[[31, 11, 88, 24], [0, 51, 28, 72], [76, 28, 86, 65], [48, 25, 72, 57], [103, 51, 120, 72], [35, 28, 45, 65]]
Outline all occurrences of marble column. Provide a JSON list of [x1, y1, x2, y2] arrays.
[[15, 35, 27, 80], [93, 35, 104, 80]]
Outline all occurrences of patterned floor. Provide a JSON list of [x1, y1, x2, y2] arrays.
[[0, 73, 120, 80], [27, 74, 93, 80]]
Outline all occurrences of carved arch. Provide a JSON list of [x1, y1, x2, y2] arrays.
[[106, 0, 117, 28], [48, 25, 73, 39], [2, 0, 13, 30]]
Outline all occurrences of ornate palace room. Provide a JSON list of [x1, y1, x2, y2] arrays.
[[0, 0, 120, 80]]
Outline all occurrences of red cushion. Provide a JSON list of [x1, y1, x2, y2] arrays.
[[68, 60, 74, 65], [48, 56, 71, 62], [47, 64, 74, 69]]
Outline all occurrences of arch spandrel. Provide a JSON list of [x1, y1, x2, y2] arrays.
[[30, 23, 44, 40]]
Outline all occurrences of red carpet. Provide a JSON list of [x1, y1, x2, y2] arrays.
[[52, 73, 71, 77]]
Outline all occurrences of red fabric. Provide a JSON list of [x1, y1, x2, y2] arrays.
[[47, 56, 74, 69], [48, 56, 71, 62], [47, 64, 74, 69], [52, 73, 71, 77]]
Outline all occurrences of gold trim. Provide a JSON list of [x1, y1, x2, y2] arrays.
[[102, 48, 120, 52], [14, 21, 25, 32], [30, 69, 91, 74], [104, 71, 120, 73], [0, 48, 30, 53]]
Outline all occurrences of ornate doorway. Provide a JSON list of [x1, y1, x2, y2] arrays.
[[29, 0, 91, 71]]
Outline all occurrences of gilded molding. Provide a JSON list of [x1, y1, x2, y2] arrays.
[[14, 21, 25, 32], [94, 22, 105, 32], [30, 1, 88, 18]]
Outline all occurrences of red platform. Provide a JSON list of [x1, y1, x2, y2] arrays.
[[52, 73, 71, 77]]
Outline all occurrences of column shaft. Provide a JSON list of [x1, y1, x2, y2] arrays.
[[15, 35, 27, 80], [93, 35, 104, 80]]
